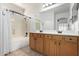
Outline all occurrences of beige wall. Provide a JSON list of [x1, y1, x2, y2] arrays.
[[11, 14, 27, 38]]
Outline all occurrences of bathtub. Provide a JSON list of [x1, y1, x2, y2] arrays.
[[10, 37, 29, 52]]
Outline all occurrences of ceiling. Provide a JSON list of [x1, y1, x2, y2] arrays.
[[14, 3, 71, 16], [54, 3, 70, 14]]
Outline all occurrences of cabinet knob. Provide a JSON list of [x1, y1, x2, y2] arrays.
[[69, 38, 72, 40], [59, 42, 60, 46], [35, 38, 37, 40]]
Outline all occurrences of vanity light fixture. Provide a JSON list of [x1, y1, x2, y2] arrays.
[[42, 3, 56, 8]]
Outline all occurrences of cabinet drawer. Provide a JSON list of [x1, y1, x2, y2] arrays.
[[64, 36, 77, 43], [44, 35, 48, 38], [40, 34, 42, 37], [35, 34, 40, 37], [35, 34, 44, 38], [44, 35, 51, 38], [40, 34, 44, 37], [30, 33, 36, 37], [53, 35, 62, 40]]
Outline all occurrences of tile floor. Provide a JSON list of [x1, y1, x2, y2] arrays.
[[7, 46, 43, 56]]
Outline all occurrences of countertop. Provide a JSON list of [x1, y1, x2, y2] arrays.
[[30, 31, 79, 37]]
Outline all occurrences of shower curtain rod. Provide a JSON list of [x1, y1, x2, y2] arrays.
[[9, 10, 26, 16], [6, 9, 31, 19]]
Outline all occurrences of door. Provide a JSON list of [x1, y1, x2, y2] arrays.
[[44, 35, 50, 55], [59, 38, 65, 56], [50, 35, 57, 56], [56, 36, 63, 56], [60, 36, 77, 56], [35, 34, 43, 53], [50, 35, 63, 56]]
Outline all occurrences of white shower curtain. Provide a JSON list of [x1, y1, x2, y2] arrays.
[[0, 9, 27, 55], [0, 11, 3, 55], [0, 10, 11, 55]]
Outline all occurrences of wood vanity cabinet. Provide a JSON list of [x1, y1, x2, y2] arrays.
[[29, 33, 78, 56], [60, 36, 77, 56], [55, 35, 63, 56], [29, 33, 36, 50], [49, 35, 77, 56], [35, 34, 44, 53], [44, 35, 51, 55], [44, 35, 63, 56], [50, 35, 63, 56], [50, 35, 57, 56]]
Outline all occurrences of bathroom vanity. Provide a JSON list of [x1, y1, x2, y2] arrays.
[[29, 3, 79, 56], [29, 32, 79, 56]]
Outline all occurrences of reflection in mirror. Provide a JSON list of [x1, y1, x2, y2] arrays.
[[72, 3, 78, 23], [57, 3, 79, 33], [57, 17, 68, 32], [69, 3, 78, 33]]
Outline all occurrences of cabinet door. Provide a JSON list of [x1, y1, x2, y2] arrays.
[[56, 40, 61, 56], [78, 37, 79, 56], [50, 36, 56, 56], [44, 35, 50, 55], [35, 37, 43, 53], [59, 39, 66, 56], [56, 36, 63, 56], [60, 36, 77, 56], [29, 36, 35, 50]]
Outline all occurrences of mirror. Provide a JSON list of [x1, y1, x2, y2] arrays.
[[40, 3, 79, 33], [57, 18, 68, 32], [56, 3, 78, 33], [68, 3, 78, 33], [72, 3, 78, 23], [54, 3, 70, 32]]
